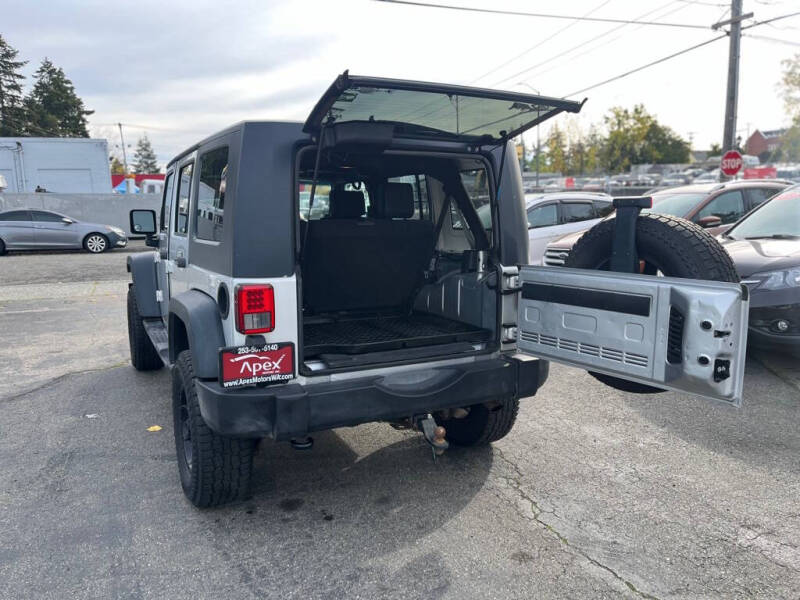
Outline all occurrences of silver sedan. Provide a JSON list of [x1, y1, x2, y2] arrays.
[[0, 209, 127, 255]]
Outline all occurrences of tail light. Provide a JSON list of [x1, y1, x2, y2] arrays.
[[235, 284, 274, 334]]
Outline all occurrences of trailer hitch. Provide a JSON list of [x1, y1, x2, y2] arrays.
[[609, 196, 652, 273], [414, 413, 448, 459]]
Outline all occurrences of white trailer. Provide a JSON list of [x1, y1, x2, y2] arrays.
[[0, 137, 112, 193]]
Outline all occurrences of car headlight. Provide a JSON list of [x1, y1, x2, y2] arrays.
[[756, 268, 800, 290], [108, 226, 126, 237]]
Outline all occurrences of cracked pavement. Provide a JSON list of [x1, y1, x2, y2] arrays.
[[1, 246, 799, 599]]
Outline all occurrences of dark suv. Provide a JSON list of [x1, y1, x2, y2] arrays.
[[126, 73, 750, 507]]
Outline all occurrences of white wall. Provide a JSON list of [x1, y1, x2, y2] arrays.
[[0, 138, 112, 193], [0, 193, 161, 236]]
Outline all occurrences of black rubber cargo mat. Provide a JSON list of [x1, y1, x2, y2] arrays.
[[303, 313, 491, 356]]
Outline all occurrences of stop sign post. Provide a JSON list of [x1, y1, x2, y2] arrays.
[[721, 150, 743, 177]]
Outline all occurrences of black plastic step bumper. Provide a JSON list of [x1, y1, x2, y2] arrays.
[[195, 355, 548, 439]]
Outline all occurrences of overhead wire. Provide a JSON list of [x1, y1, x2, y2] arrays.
[[372, 0, 709, 29], [466, 0, 614, 86]]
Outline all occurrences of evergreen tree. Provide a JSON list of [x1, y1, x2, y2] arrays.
[[0, 35, 27, 136], [132, 135, 159, 173], [25, 58, 93, 137]]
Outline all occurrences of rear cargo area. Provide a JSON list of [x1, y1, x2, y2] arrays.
[[297, 147, 498, 374]]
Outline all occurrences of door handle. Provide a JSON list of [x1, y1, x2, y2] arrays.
[[175, 257, 186, 268]]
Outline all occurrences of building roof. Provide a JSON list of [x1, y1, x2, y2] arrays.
[[758, 128, 788, 140]]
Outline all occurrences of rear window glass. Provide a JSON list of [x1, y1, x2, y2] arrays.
[[561, 202, 594, 223], [196, 146, 228, 242], [0, 210, 29, 221]]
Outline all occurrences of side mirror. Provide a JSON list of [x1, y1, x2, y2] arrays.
[[130, 209, 157, 235], [61, 217, 74, 225], [696, 215, 722, 228]]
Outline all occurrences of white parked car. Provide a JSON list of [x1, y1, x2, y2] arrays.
[[525, 192, 613, 264]]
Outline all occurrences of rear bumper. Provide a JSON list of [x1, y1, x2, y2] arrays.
[[195, 355, 548, 439]]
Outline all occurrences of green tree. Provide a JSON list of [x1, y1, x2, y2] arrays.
[[600, 104, 688, 172], [132, 134, 159, 173], [543, 124, 568, 174], [110, 156, 125, 175], [780, 53, 800, 119], [0, 35, 26, 136], [709, 143, 722, 155], [25, 58, 93, 137]]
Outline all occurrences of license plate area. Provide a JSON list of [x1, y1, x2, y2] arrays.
[[219, 342, 295, 389], [517, 266, 748, 405]]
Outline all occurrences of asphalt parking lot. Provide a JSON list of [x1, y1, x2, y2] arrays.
[[1, 246, 799, 599]]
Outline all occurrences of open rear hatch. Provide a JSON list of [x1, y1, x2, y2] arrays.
[[303, 71, 585, 143]]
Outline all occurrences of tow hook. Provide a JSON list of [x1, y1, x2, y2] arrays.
[[414, 414, 448, 459]]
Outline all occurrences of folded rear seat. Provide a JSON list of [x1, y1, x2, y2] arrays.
[[302, 183, 434, 314]]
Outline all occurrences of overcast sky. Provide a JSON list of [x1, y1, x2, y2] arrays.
[[3, 0, 799, 166]]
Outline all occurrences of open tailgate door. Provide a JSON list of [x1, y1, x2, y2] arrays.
[[304, 71, 584, 142], [516, 266, 749, 406]]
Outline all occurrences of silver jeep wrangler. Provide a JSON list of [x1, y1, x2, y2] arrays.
[[127, 73, 748, 507]]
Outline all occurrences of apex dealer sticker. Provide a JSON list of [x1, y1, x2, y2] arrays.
[[219, 342, 295, 389]]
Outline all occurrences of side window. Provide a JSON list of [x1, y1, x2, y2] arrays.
[[298, 181, 370, 220], [160, 171, 174, 232], [387, 174, 430, 220], [196, 147, 228, 242], [174, 163, 193, 236], [452, 168, 492, 231], [0, 210, 31, 222], [561, 202, 594, 223], [593, 201, 614, 217], [696, 190, 744, 225], [31, 211, 64, 223], [527, 204, 558, 228], [746, 187, 777, 210]]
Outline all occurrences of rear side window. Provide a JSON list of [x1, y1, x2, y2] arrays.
[[527, 204, 557, 228], [452, 169, 492, 230], [31, 211, 64, 222], [696, 190, 744, 225], [0, 210, 30, 221], [174, 162, 193, 236], [593, 200, 614, 217], [196, 146, 228, 242], [745, 187, 778, 210], [298, 181, 370, 220], [561, 202, 594, 223]]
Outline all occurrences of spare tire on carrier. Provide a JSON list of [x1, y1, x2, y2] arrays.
[[564, 212, 739, 394]]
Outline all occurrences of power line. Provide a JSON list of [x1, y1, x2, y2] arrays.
[[493, 0, 687, 88], [564, 34, 727, 98], [744, 32, 800, 47], [372, 0, 709, 29], [466, 0, 614, 86], [561, 9, 800, 99]]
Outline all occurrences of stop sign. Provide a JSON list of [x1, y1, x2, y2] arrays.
[[721, 150, 743, 176]]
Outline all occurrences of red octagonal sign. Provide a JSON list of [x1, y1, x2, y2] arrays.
[[721, 150, 743, 176]]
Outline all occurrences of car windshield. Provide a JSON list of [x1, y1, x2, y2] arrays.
[[645, 192, 707, 218], [726, 187, 800, 240]]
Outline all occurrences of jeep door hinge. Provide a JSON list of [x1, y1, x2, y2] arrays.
[[165, 261, 175, 274], [155, 290, 164, 303]]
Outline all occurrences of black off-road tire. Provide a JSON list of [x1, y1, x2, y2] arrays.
[[565, 213, 739, 393], [173, 351, 257, 508], [127, 288, 163, 371], [0, 238, 6, 255], [441, 398, 520, 446]]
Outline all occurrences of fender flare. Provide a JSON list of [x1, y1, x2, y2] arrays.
[[169, 290, 225, 379], [126, 252, 160, 317]]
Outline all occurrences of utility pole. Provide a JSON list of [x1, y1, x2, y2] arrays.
[[117, 122, 129, 175], [721, 0, 742, 180]]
